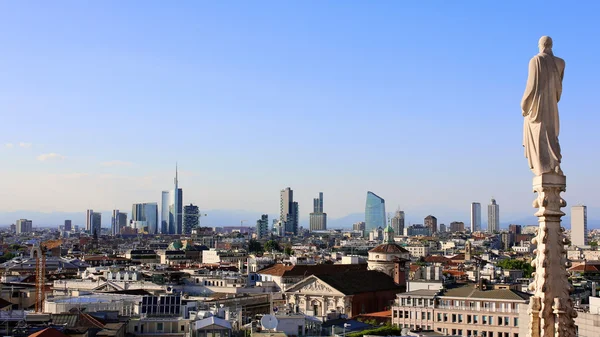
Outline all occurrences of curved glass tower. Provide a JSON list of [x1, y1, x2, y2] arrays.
[[365, 191, 386, 234]]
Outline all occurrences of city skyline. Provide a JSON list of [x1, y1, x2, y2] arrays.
[[2, 3, 600, 222]]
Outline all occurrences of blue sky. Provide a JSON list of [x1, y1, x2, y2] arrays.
[[1, 1, 599, 225]]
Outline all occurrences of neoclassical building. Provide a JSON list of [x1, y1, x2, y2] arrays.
[[367, 225, 411, 278]]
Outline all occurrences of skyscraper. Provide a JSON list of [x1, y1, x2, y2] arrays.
[[487, 198, 500, 233], [280, 187, 299, 235], [353, 221, 366, 232], [365, 191, 386, 234], [132, 203, 158, 234], [86, 210, 102, 236], [183, 204, 200, 235], [64, 220, 72, 232], [390, 209, 405, 235], [161, 165, 183, 234], [16, 219, 33, 234], [424, 215, 437, 234], [470, 202, 481, 232], [309, 192, 327, 231], [439, 223, 446, 232], [571, 205, 588, 247], [111, 210, 127, 236], [256, 214, 269, 239]]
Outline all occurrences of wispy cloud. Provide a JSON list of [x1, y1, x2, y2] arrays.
[[37, 153, 66, 161], [101, 160, 134, 167], [19, 142, 32, 148], [4, 143, 14, 148]]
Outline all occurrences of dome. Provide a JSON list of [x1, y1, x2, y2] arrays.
[[168, 240, 183, 250], [368, 242, 408, 254]]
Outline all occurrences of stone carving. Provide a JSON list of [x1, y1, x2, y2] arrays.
[[302, 281, 332, 293], [524, 37, 575, 337], [522, 36, 566, 176]]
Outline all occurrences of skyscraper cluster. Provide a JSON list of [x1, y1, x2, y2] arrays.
[[309, 192, 327, 231], [16, 219, 33, 234], [132, 203, 158, 233]]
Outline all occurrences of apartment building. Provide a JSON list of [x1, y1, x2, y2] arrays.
[[392, 283, 528, 337]]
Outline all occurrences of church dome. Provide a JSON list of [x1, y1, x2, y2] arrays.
[[369, 242, 408, 254]]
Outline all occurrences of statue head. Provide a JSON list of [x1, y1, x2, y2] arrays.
[[538, 36, 553, 53]]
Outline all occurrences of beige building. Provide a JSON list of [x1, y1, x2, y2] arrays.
[[392, 284, 528, 337]]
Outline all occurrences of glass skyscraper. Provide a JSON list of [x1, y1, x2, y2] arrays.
[[365, 191, 386, 234]]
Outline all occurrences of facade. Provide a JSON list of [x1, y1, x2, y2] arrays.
[[392, 285, 528, 337], [450, 221, 465, 232], [571, 205, 588, 247], [15, 219, 33, 234], [488, 198, 500, 233], [391, 209, 405, 236], [406, 224, 430, 237], [256, 214, 269, 239], [508, 224, 522, 234], [64, 220, 72, 232], [280, 187, 299, 235], [111, 210, 128, 236], [309, 192, 327, 231], [439, 223, 446, 232], [132, 203, 159, 234], [183, 204, 200, 235], [86, 210, 102, 236], [470, 202, 482, 232], [365, 191, 386, 235], [424, 215, 437, 234]]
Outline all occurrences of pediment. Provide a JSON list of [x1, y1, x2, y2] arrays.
[[94, 281, 123, 292], [285, 276, 343, 295]]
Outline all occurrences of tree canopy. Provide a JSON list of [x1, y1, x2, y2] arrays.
[[264, 240, 282, 252], [496, 258, 534, 278]]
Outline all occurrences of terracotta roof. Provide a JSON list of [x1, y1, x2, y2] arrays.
[[569, 263, 600, 272], [409, 265, 421, 272], [355, 310, 391, 318], [28, 328, 70, 337], [425, 255, 451, 264], [368, 243, 409, 254], [315, 270, 403, 295], [450, 253, 465, 261], [258, 263, 366, 277]]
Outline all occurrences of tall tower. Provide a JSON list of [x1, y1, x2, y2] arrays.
[[487, 198, 500, 233], [365, 191, 386, 235], [161, 164, 183, 234], [424, 215, 437, 234], [391, 208, 405, 236], [470, 202, 481, 232], [571, 205, 587, 247], [280, 187, 298, 235], [309, 192, 327, 231]]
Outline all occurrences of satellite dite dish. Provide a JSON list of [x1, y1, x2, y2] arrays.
[[261, 314, 278, 330]]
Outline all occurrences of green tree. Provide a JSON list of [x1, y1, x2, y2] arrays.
[[496, 259, 534, 278], [590, 241, 598, 248], [248, 239, 263, 253], [264, 240, 282, 252], [284, 244, 294, 256]]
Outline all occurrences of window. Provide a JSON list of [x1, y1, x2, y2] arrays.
[[514, 317, 519, 326], [157, 323, 163, 331], [427, 312, 431, 320], [134, 326, 138, 332], [458, 314, 463, 323], [498, 316, 503, 326], [437, 313, 442, 322], [489, 316, 494, 325], [468, 330, 472, 336], [181, 325, 185, 332], [474, 315, 479, 324], [421, 312, 426, 320], [458, 330, 463, 336], [483, 316, 487, 324], [452, 314, 457, 323], [504, 317, 510, 326]]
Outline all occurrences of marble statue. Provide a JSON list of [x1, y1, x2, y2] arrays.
[[521, 36, 566, 176], [524, 37, 576, 337]]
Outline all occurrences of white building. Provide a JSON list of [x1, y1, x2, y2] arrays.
[[15, 219, 33, 234], [487, 198, 500, 233], [571, 205, 588, 247]]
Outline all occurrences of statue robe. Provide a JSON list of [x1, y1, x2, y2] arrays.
[[521, 51, 565, 176]]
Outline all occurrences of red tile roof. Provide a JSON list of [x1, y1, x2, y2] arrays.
[[369, 243, 409, 254], [28, 328, 69, 337], [259, 263, 366, 277]]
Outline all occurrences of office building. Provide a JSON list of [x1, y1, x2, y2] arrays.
[[86, 210, 102, 236], [256, 214, 269, 239], [424, 215, 438, 234], [439, 223, 446, 232], [183, 204, 200, 235], [15, 219, 33, 234], [470, 202, 481, 232], [280, 187, 299, 235], [111, 210, 127, 236], [309, 192, 327, 231], [132, 203, 159, 234], [487, 198, 500, 233], [365, 191, 386, 234], [571, 205, 588, 247], [161, 165, 183, 234], [353, 221, 366, 232], [391, 209, 405, 235], [509, 224, 522, 235], [406, 224, 430, 236], [64, 220, 72, 232], [449, 221, 465, 232]]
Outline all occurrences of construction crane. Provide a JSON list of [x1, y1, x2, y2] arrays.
[[34, 239, 62, 313]]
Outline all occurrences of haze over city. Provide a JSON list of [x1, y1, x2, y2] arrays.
[[2, 2, 599, 226]]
